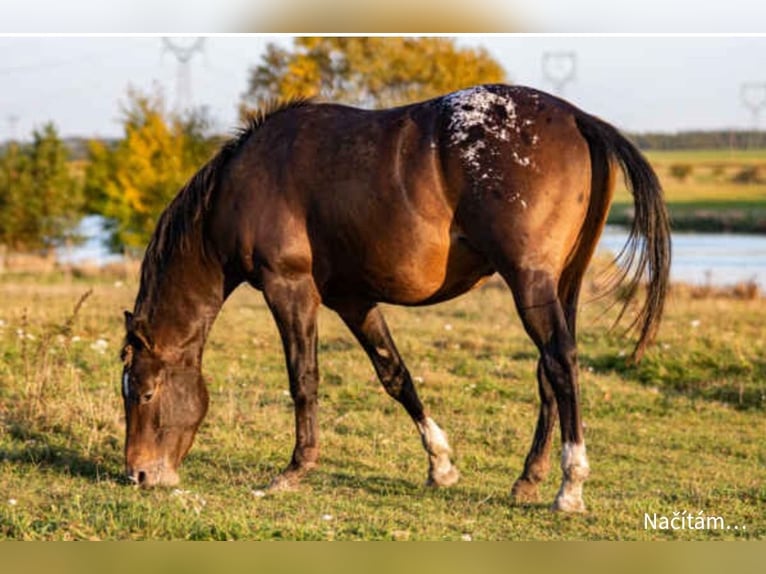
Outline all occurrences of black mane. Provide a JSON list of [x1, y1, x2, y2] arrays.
[[135, 98, 313, 311]]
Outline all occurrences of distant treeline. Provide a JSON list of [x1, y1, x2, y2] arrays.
[[626, 130, 766, 151], [0, 137, 114, 162], [4, 130, 766, 161]]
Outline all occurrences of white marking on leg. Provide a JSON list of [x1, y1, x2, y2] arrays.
[[553, 441, 590, 512], [375, 346, 391, 359], [416, 417, 459, 487], [562, 442, 589, 475], [417, 417, 451, 455]]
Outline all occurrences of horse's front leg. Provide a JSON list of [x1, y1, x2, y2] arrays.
[[262, 272, 321, 491], [334, 300, 459, 488]]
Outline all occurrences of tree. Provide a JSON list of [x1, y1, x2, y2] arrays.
[[0, 123, 83, 251], [242, 37, 507, 111], [84, 89, 217, 251], [0, 143, 30, 249]]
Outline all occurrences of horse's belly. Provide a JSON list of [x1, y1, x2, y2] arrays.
[[360, 236, 494, 306]]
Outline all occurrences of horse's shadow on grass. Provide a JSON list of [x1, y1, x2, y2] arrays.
[[1, 420, 125, 484], [306, 460, 551, 512], [316, 469, 422, 497], [184, 450, 552, 512]]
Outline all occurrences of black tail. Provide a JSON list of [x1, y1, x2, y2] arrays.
[[575, 112, 672, 362]]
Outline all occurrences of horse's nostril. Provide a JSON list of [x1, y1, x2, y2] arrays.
[[137, 471, 147, 485]]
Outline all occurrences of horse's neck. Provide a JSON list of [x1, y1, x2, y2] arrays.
[[136, 252, 226, 367]]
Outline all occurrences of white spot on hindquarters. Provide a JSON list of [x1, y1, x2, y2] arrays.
[[511, 150, 531, 167], [442, 86, 538, 173], [462, 139, 486, 167], [553, 442, 590, 512], [444, 86, 518, 146], [504, 191, 528, 208]]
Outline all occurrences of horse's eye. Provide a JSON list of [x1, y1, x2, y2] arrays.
[[141, 390, 155, 404]]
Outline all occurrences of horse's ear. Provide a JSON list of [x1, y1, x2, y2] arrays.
[[121, 343, 134, 366], [124, 310, 154, 352]]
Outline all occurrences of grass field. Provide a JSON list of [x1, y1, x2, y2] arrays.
[[610, 148, 766, 232], [0, 265, 763, 540]]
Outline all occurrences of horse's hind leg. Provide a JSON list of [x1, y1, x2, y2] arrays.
[[510, 361, 557, 503], [262, 272, 321, 491], [502, 268, 590, 512], [511, 282, 582, 504], [335, 301, 459, 487]]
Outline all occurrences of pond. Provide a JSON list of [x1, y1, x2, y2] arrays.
[[597, 226, 766, 288]]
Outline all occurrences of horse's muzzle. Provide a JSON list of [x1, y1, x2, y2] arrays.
[[126, 463, 180, 488]]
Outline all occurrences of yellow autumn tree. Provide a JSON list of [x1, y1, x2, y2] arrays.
[[243, 37, 507, 111], [85, 89, 216, 251]]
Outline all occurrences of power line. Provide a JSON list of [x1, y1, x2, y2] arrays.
[[740, 82, 766, 129], [6, 114, 19, 142], [542, 51, 577, 96], [161, 38, 205, 113]]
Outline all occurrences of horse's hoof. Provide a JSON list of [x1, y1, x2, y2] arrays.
[[510, 478, 541, 504], [267, 472, 303, 492], [551, 494, 587, 513], [426, 464, 460, 488]]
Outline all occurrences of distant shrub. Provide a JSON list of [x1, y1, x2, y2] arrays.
[[710, 164, 726, 180], [669, 163, 693, 181], [731, 166, 761, 184], [680, 279, 761, 300]]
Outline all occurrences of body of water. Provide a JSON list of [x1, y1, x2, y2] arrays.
[[597, 226, 766, 288], [59, 218, 766, 288], [56, 215, 123, 265]]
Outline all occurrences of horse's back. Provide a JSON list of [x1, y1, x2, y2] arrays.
[[216, 86, 596, 303]]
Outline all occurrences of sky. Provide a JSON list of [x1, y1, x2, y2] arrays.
[[1, 35, 765, 142]]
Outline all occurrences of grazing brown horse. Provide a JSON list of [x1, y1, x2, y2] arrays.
[[120, 84, 670, 511]]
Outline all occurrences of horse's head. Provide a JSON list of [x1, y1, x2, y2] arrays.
[[120, 311, 209, 488]]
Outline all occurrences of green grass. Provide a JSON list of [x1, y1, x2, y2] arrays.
[[610, 148, 766, 232], [0, 272, 764, 540]]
